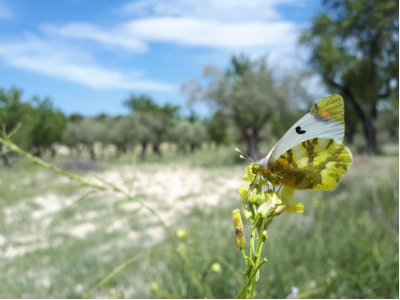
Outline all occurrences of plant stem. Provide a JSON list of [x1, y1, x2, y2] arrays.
[[235, 258, 267, 299], [84, 248, 174, 299], [248, 217, 268, 298], [242, 214, 260, 298], [0, 136, 212, 298]]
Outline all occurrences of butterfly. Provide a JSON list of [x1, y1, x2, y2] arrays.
[[238, 94, 352, 190]]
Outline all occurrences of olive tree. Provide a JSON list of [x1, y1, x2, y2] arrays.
[[182, 54, 312, 160]]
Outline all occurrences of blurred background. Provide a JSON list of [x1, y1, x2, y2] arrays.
[[0, 0, 398, 298]]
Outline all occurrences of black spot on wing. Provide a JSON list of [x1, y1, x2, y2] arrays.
[[295, 126, 306, 134]]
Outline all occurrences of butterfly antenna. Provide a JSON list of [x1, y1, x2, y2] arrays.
[[235, 148, 255, 162]]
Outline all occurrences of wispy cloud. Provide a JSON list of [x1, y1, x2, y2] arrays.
[[121, 17, 298, 48], [118, 0, 297, 21], [0, 36, 174, 91], [0, 1, 13, 20], [42, 23, 148, 53]]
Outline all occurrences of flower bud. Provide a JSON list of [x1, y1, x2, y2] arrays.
[[232, 209, 246, 249], [239, 185, 249, 205], [271, 204, 287, 216], [257, 192, 280, 218], [211, 263, 222, 273], [176, 229, 187, 239], [249, 191, 258, 204], [242, 205, 254, 220], [256, 191, 266, 205]]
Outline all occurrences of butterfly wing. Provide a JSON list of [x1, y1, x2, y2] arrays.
[[267, 94, 344, 167], [271, 138, 352, 190]]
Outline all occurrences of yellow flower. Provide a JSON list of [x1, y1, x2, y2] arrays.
[[211, 263, 222, 273], [176, 229, 187, 239], [239, 185, 249, 204], [284, 201, 304, 214], [232, 209, 246, 249], [280, 186, 304, 214], [257, 192, 280, 218], [281, 186, 295, 201], [243, 166, 255, 184]]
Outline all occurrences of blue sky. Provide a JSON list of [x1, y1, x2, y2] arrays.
[[0, 0, 323, 117]]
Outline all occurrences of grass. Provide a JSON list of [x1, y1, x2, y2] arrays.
[[0, 144, 398, 298]]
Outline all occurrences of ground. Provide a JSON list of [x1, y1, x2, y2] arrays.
[[0, 145, 398, 298]]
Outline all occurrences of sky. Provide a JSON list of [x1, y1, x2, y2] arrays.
[[0, 0, 324, 117]]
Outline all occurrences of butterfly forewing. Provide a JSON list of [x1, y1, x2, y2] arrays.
[[267, 94, 345, 166], [271, 138, 352, 190]]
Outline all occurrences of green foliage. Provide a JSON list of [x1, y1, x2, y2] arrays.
[[204, 110, 231, 147], [299, 0, 399, 153], [64, 119, 108, 160], [124, 94, 180, 158], [0, 86, 35, 150], [0, 146, 397, 298], [30, 96, 67, 157], [108, 116, 137, 155], [182, 54, 313, 159], [168, 120, 208, 153], [0, 87, 67, 158]]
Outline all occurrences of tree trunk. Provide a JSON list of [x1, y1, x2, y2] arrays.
[[244, 127, 262, 161], [34, 147, 42, 158], [153, 143, 162, 156], [0, 144, 9, 166], [51, 147, 57, 159], [345, 122, 356, 144], [178, 144, 187, 155], [364, 118, 379, 154], [190, 144, 196, 153], [89, 144, 96, 161], [327, 80, 380, 154], [141, 142, 147, 161]]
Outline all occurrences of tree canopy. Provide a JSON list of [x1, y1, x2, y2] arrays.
[[299, 0, 399, 153]]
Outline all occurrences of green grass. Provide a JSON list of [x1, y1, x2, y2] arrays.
[[0, 145, 398, 298]]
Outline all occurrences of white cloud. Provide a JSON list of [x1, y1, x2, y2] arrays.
[[0, 1, 13, 20], [41, 17, 298, 51], [42, 23, 148, 53], [121, 17, 298, 48], [118, 0, 298, 22], [0, 37, 174, 91]]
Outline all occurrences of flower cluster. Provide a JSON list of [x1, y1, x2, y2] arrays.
[[233, 166, 304, 247]]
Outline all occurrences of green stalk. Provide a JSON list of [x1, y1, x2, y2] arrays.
[[235, 258, 267, 299], [0, 136, 213, 298], [248, 217, 268, 298], [242, 214, 260, 298]]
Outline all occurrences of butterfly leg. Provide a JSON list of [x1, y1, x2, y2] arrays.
[[277, 184, 283, 194]]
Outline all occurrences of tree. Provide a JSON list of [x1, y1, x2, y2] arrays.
[[182, 54, 313, 160], [124, 94, 179, 156], [108, 116, 137, 157], [299, 0, 399, 154], [130, 112, 158, 161], [167, 120, 207, 154], [30, 96, 67, 158], [205, 110, 231, 147], [64, 119, 107, 160], [0, 87, 35, 165]]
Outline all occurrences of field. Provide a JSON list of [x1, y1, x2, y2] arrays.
[[0, 144, 398, 298]]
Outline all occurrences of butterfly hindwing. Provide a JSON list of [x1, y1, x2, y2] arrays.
[[271, 138, 352, 190], [267, 95, 345, 166]]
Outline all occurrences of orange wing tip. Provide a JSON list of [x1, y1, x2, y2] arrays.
[[310, 94, 344, 125]]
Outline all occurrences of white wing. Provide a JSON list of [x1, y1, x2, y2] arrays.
[[263, 94, 345, 167]]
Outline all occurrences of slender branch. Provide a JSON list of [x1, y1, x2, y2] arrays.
[[84, 248, 174, 299], [235, 259, 268, 299], [0, 136, 212, 298]]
